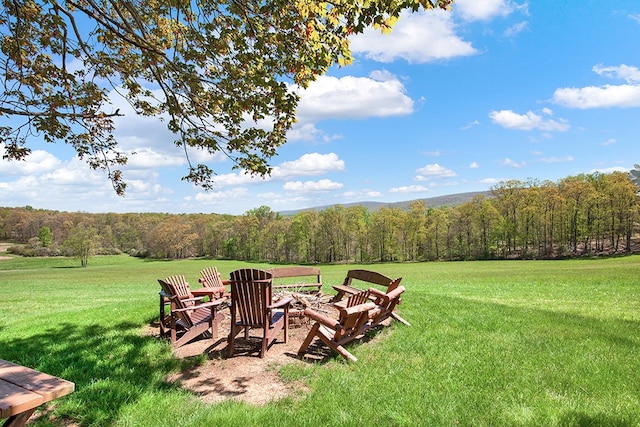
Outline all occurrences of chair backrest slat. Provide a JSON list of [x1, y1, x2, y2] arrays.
[[346, 289, 370, 308], [200, 266, 224, 288], [158, 277, 195, 327], [230, 269, 273, 327], [163, 275, 193, 299]]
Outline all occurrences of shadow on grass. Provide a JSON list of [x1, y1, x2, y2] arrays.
[[559, 411, 634, 427], [290, 324, 388, 364], [2, 321, 193, 426]]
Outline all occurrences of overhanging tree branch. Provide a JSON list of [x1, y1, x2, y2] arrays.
[[1, 0, 454, 194]]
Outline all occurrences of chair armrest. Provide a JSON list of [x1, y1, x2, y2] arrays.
[[302, 308, 342, 330], [181, 296, 207, 304], [340, 302, 377, 316], [386, 286, 405, 300], [172, 298, 226, 313], [367, 287, 388, 304], [269, 297, 293, 309]]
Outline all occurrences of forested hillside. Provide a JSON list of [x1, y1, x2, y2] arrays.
[[1, 172, 638, 263]]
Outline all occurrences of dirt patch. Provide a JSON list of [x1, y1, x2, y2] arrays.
[[163, 319, 315, 405], [147, 302, 377, 406], [0, 242, 12, 259]]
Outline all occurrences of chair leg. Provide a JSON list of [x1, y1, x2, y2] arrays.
[[260, 324, 268, 358], [284, 311, 289, 343], [297, 323, 320, 357], [391, 312, 411, 326], [227, 324, 238, 357], [209, 315, 216, 339], [170, 316, 178, 345], [318, 334, 358, 362], [213, 310, 225, 338]]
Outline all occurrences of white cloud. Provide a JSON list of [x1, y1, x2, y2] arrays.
[[193, 187, 250, 203], [211, 170, 272, 187], [602, 138, 616, 146], [454, 0, 515, 21], [295, 73, 414, 121], [0, 147, 61, 176], [553, 64, 640, 109], [592, 64, 640, 83], [0, 155, 145, 211], [489, 109, 570, 131], [553, 84, 640, 109], [342, 190, 382, 199], [124, 147, 185, 168], [589, 166, 628, 174], [350, 10, 476, 64], [389, 185, 429, 193], [539, 155, 574, 163], [283, 179, 343, 192], [502, 158, 525, 168], [421, 150, 441, 157], [469, 162, 479, 168], [415, 163, 457, 180], [461, 120, 480, 130], [480, 177, 509, 185], [272, 153, 345, 178], [207, 153, 345, 189], [504, 21, 528, 37]]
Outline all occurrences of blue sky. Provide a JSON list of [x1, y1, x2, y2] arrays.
[[2, 0, 640, 215]]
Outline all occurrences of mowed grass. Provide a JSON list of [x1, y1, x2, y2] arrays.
[[1, 255, 639, 426]]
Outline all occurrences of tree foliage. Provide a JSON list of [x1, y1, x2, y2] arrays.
[[2, 171, 639, 263], [63, 224, 98, 266], [1, 0, 453, 194], [629, 164, 640, 190], [38, 225, 53, 247]]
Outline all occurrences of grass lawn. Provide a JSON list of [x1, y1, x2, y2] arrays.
[[1, 255, 639, 426]]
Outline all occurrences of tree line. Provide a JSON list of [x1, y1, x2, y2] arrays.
[[1, 171, 638, 265]]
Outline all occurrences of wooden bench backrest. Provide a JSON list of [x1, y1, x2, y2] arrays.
[[343, 269, 401, 292], [268, 266, 322, 292], [269, 266, 321, 281]]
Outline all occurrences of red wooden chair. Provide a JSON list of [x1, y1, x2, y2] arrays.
[[227, 268, 293, 358], [158, 275, 226, 348], [198, 266, 228, 299]]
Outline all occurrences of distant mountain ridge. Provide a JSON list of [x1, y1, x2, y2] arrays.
[[278, 191, 491, 216]]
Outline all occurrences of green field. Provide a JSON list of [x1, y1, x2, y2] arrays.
[[1, 255, 639, 426]]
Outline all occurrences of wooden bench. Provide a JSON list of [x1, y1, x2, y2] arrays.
[[298, 290, 377, 362], [332, 269, 408, 326], [268, 266, 323, 295], [0, 359, 75, 427], [332, 269, 402, 301]]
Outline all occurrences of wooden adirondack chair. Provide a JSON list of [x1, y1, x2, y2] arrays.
[[158, 274, 195, 337], [227, 268, 293, 358], [158, 276, 226, 348], [298, 290, 376, 362], [198, 266, 228, 298]]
